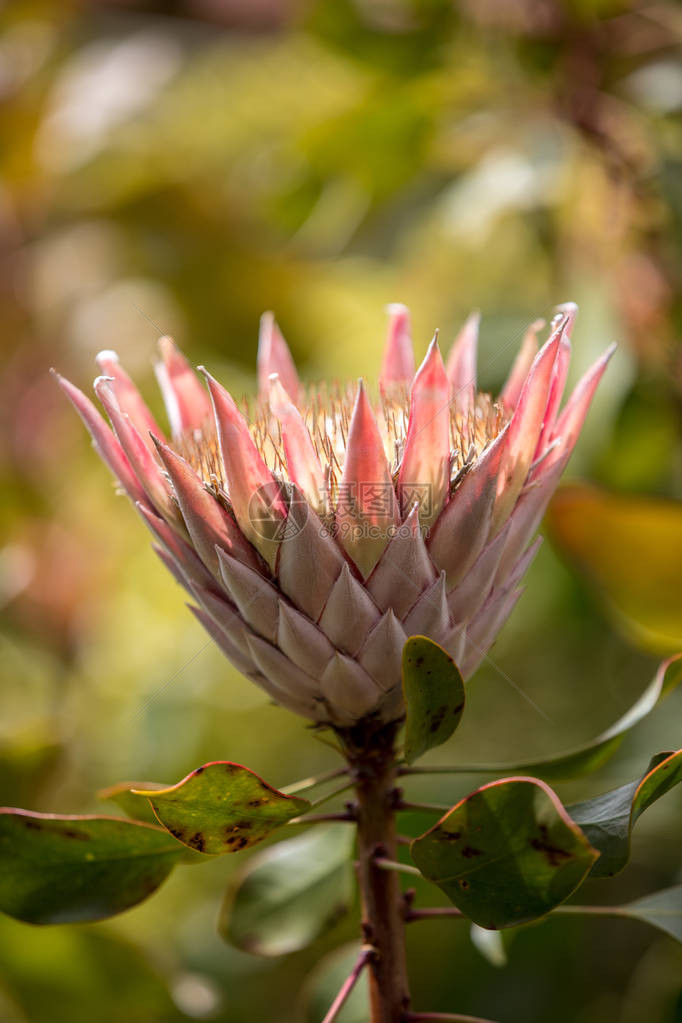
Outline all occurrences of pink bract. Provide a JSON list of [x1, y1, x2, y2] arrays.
[[56, 304, 614, 727]]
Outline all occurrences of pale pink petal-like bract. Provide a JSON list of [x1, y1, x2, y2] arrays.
[[398, 337, 451, 527], [257, 312, 300, 405], [379, 303, 415, 390], [155, 335, 212, 437], [336, 381, 400, 578]]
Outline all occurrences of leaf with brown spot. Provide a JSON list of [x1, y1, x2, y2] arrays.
[[0, 809, 184, 924], [410, 777, 599, 929], [402, 636, 465, 765], [131, 762, 311, 855]]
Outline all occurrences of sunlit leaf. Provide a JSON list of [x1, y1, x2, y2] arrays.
[[547, 484, 682, 652], [403, 636, 465, 765], [0, 810, 183, 925], [568, 750, 682, 877], [470, 923, 507, 967], [220, 823, 354, 956], [410, 777, 599, 929], [132, 762, 310, 855]]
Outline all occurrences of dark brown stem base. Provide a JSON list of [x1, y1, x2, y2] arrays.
[[338, 721, 410, 1023]]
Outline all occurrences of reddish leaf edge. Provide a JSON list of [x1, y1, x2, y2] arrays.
[[129, 759, 311, 809], [411, 775, 600, 860], [0, 807, 177, 836]]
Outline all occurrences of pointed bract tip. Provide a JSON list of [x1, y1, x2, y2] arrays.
[[149, 432, 166, 454], [405, 502, 421, 531], [203, 370, 239, 415], [555, 301, 578, 319], [268, 374, 294, 412], [156, 335, 181, 364], [53, 371, 81, 400], [380, 303, 415, 389], [94, 374, 117, 395], [257, 311, 300, 401], [95, 349, 120, 365], [418, 332, 446, 376]]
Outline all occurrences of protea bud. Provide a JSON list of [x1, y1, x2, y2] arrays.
[[56, 305, 614, 727]]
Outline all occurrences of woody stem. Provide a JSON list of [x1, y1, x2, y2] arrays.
[[339, 721, 411, 1023]]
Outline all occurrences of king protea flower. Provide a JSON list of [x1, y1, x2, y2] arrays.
[[56, 304, 613, 727]]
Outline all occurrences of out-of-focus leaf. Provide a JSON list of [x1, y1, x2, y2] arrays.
[[547, 484, 682, 652], [470, 923, 507, 967], [299, 942, 369, 1023], [403, 636, 465, 765], [621, 885, 682, 943], [411, 777, 599, 929], [0, 917, 181, 1023], [220, 823, 354, 956], [459, 654, 682, 780], [558, 886, 682, 945], [132, 762, 310, 855], [97, 781, 166, 825], [0, 810, 183, 924], [568, 750, 682, 877], [0, 736, 63, 808], [97, 782, 208, 864]]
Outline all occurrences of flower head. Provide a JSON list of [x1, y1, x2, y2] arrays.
[[56, 304, 614, 727]]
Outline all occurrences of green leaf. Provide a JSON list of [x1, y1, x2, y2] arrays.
[[98, 781, 167, 825], [410, 777, 599, 929], [0, 810, 184, 924], [131, 761, 310, 855], [402, 636, 465, 764], [556, 886, 682, 944], [475, 654, 682, 780], [219, 823, 354, 956], [621, 885, 682, 943], [568, 750, 682, 878]]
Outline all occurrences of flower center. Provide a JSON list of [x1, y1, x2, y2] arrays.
[[176, 382, 509, 513]]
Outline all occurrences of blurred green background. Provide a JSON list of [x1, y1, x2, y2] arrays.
[[1, 1, 681, 1020]]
